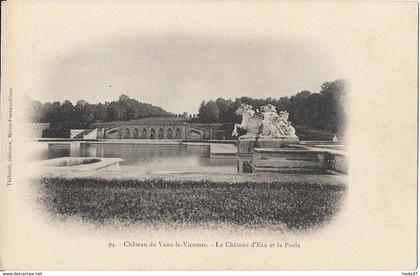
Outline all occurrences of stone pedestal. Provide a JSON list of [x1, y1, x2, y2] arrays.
[[237, 136, 299, 154], [237, 153, 253, 173], [251, 148, 326, 174], [237, 136, 299, 173]]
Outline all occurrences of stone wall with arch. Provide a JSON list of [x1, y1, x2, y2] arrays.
[[105, 125, 191, 139], [103, 124, 215, 140]]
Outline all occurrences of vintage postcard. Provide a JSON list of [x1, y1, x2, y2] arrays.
[[0, 0, 418, 271]]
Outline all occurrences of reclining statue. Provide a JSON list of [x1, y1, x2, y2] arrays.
[[232, 103, 297, 139]]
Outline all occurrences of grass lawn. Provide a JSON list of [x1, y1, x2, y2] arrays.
[[36, 173, 346, 232]]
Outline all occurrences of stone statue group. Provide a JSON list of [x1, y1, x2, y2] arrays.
[[232, 103, 297, 139]]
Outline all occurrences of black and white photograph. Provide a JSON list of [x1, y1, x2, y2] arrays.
[[26, 36, 348, 233], [0, 0, 417, 272]]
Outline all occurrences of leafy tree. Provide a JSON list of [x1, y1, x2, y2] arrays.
[[107, 101, 126, 121], [216, 98, 232, 123], [75, 100, 94, 126], [50, 102, 62, 123], [198, 100, 220, 122], [61, 100, 75, 122], [206, 101, 220, 122], [40, 102, 53, 123], [93, 103, 108, 122]]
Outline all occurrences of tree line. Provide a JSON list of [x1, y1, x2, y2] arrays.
[[28, 79, 346, 135], [27, 94, 172, 128], [197, 79, 347, 134]]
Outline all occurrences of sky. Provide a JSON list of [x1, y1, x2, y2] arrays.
[[42, 34, 339, 114], [7, 2, 344, 115]]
